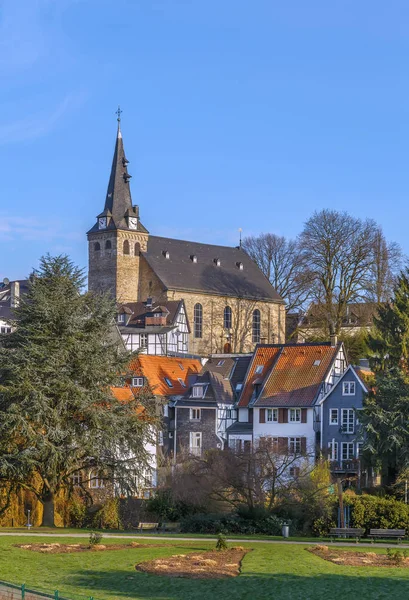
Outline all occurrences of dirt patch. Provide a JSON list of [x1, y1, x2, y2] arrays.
[[16, 542, 164, 554], [135, 547, 250, 579], [308, 545, 409, 568]]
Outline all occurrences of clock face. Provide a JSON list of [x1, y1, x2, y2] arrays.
[[98, 217, 107, 229], [129, 217, 138, 230]]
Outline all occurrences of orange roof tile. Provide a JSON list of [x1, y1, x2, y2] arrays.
[[237, 346, 281, 407], [129, 355, 202, 396], [111, 387, 134, 402], [256, 344, 339, 407]]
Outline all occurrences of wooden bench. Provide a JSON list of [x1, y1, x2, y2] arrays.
[[329, 528, 365, 542], [160, 522, 180, 533], [138, 522, 159, 533], [369, 529, 406, 543]]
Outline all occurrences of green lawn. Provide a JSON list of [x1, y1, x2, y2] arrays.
[[0, 536, 408, 600]]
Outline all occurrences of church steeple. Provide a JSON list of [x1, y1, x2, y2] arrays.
[[89, 110, 148, 234]]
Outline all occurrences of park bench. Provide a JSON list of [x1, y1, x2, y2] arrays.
[[138, 522, 159, 533], [160, 522, 180, 533], [369, 529, 406, 543], [329, 528, 365, 542]]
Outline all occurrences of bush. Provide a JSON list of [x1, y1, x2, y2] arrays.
[[345, 495, 409, 532], [180, 511, 287, 535], [89, 531, 103, 546], [216, 533, 228, 551], [387, 548, 408, 565], [145, 490, 203, 522]]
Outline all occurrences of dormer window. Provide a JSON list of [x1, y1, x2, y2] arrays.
[[255, 365, 263, 374], [191, 255, 198, 263], [131, 377, 144, 387], [214, 258, 221, 267], [192, 385, 204, 398], [178, 378, 187, 388], [236, 261, 244, 270], [117, 313, 125, 323], [164, 377, 173, 388], [217, 360, 225, 366], [163, 251, 170, 259], [313, 360, 321, 366]]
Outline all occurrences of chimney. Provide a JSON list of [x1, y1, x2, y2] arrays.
[[330, 334, 338, 347], [10, 281, 20, 308]]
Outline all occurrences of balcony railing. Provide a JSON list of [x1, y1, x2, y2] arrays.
[[330, 459, 360, 472], [145, 316, 167, 326]]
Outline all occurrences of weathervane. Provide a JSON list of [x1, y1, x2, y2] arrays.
[[115, 106, 123, 123]]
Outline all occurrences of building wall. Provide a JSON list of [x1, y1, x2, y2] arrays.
[[175, 406, 219, 458], [138, 256, 167, 302], [253, 406, 316, 455], [321, 371, 364, 459], [166, 290, 285, 355]]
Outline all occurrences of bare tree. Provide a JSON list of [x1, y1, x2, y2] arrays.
[[242, 233, 311, 312], [299, 210, 378, 336], [365, 227, 403, 304]]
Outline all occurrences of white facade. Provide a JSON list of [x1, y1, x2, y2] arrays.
[[253, 407, 315, 456]]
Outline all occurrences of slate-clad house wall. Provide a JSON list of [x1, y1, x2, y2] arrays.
[[319, 366, 368, 474], [174, 404, 220, 457], [88, 120, 285, 356]]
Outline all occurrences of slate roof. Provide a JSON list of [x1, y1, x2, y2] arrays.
[[142, 236, 283, 302], [300, 302, 379, 329], [253, 343, 341, 408], [117, 300, 188, 332], [226, 421, 253, 433], [130, 355, 201, 397]]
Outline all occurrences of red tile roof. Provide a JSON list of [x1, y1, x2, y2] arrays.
[[237, 346, 281, 407], [129, 355, 202, 396], [255, 344, 339, 407]]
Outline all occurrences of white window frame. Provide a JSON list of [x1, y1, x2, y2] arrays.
[[139, 333, 148, 348], [341, 408, 354, 434], [289, 437, 301, 454], [117, 313, 125, 323], [289, 408, 301, 423], [163, 404, 169, 418], [190, 408, 201, 421], [192, 385, 204, 398], [89, 470, 104, 489], [267, 408, 278, 422], [329, 408, 338, 425], [158, 431, 164, 446], [72, 472, 82, 486], [342, 442, 354, 461], [328, 441, 338, 461], [343, 381, 356, 396], [356, 442, 363, 458], [189, 431, 202, 456], [131, 377, 144, 387]]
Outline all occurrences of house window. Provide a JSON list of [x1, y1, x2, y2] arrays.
[[131, 377, 144, 387], [252, 309, 261, 343], [357, 442, 363, 458], [289, 408, 301, 423], [158, 431, 164, 446], [342, 442, 354, 460], [163, 404, 169, 418], [217, 360, 225, 367], [139, 334, 148, 348], [72, 472, 82, 486], [164, 377, 173, 388], [94, 242, 100, 252], [178, 378, 186, 387], [223, 306, 232, 330], [343, 381, 356, 396], [194, 303, 203, 338], [328, 441, 338, 461], [236, 383, 243, 392], [117, 313, 125, 323], [189, 432, 202, 456], [226, 409, 232, 419], [289, 466, 300, 478], [123, 240, 130, 255], [329, 409, 338, 425], [313, 359, 321, 366], [255, 365, 263, 375], [0, 326, 11, 334], [289, 437, 302, 454], [190, 408, 201, 421], [178, 363, 184, 370], [341, 408, 354, 434], [192, 385, 204, 398], [89, 470, 104, 489], [105, 240, 112, 250], [267, 408, 278, 422]]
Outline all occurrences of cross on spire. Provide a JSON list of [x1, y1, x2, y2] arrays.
[[115, 106, 122, 122]]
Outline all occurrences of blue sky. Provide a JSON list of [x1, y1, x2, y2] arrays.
[[2, 0, 409, 280]]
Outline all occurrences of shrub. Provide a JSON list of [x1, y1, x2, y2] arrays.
[[67, 495, 87, 528], [180, 511, 287, 535], [345, 495, 409, 532], [89, 531, 103, 546], [216, 533, 228, 551], [387, 548, 408, 565], [145, 490, 203, 521]]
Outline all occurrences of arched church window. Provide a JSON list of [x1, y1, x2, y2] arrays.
[[135, 242, 140, 255], [194, 303, 203, 339], [105, 240, 112, 250], [94, 242, 101, 252], [123, 240, 130, 255], [224, 306, 232, 330], [252, 309, 261, 343]]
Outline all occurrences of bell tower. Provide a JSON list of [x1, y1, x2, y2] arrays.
[[87, 110, 149, 303]]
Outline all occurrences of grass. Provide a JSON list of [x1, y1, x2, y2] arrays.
[[0, 536, 408, 599]]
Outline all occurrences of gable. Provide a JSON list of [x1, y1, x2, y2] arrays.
[[319, 365, 368, 405]]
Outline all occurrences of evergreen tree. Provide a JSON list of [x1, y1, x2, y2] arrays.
[[368, 269, 409, 372], [361, 369, 409, 486], [0, 255, 156, 526]]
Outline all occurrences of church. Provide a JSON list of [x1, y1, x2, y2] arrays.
[[87, 119, 285, 355]]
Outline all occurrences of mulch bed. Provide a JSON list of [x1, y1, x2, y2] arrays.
[[135, 547, 250, 579], [16, 542, 164, 554], [308, 544, 409, 568]]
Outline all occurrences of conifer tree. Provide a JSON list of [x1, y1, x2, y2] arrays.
[[0, 255, 156, 526]]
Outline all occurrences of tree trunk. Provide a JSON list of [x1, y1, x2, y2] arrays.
[[41, 492, 55, 527]]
